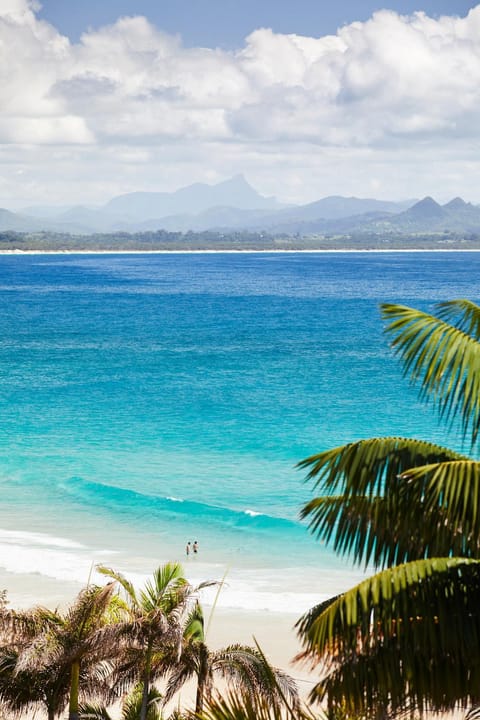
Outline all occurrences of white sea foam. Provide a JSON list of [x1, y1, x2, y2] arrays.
[[0, 529, 86, 549], [182, 564, 368, 615], [0, 528, 120, 588], [244, 509, 262, 517], [0, 531, 368, 615]]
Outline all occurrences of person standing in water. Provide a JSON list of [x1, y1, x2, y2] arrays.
[[193, 540, 198, 554], [186, 541, 191, 556]]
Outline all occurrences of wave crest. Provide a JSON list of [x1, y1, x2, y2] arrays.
[[58, 476, 297, 532]]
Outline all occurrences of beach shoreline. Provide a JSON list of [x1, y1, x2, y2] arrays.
[[1, 247, 480, 254]]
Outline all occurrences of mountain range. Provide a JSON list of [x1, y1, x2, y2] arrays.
[[2, 175, 480, 236]]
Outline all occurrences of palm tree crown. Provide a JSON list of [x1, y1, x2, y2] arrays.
[[97, 562, 202, 720], [0, 582, 121, 720]]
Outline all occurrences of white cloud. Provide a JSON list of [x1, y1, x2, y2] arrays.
[[0, 3, 480, 205]]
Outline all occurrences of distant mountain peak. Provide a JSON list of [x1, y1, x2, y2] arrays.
[[215, 173, 263, 194], [404, 196, 445, 219], [417, 196, 441, 207], [444, 197, 468, 210]]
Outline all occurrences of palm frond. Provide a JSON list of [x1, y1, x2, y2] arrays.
[[163, 660, 198, 706], [299, 437, 467, 567], [122, 683, 163, 720], [0, 605, 61, 643], [211, 644, 299, 709], [296, 557, 480, 655], [302, 493, 415, 569], [140, 563, 188, 614], [381, 302, 480, 445], [302, 462, 480, 568], [398, 460, 480, 556], [311, 641, 480, 718], [183, 602, 205, 643], [437, 299, 480, 340], [299, 436, 465, 495], [296, 558, 480, 715], [64, 584, 117, 639], [96, 566, 138, 609]]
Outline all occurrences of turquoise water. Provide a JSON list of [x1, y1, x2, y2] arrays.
[[0, 252, 477, 612]]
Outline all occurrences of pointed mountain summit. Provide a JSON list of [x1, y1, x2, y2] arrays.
[[441, 196, 480, 228], [404, 196, 446, 219], [443, 197, 468, 211]]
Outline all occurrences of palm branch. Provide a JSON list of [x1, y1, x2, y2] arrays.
[[436, 299, 480, 340], [211, 644, 299, 708], [196, 638, 307, 718], [79, 704, 113, 719], [381, 300, 480, 445], [300, 437, 471, 567], [296, 558, 480, 714]]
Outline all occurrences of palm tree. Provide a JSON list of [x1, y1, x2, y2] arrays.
[[295, 299, 480, 717], [0, 583, 122, 720], [163, 601, 300, 715], [98, 562, 205, 720]]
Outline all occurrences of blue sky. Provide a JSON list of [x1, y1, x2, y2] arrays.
[[38, 1, 478, 48], [1, 1, 480, 207]]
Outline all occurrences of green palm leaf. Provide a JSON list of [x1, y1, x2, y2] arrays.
[[437, 299, 480, 340], [381, 302, 480, 444], [398, 460, 480, 554], [298, 437, 465, 496], [96, 567, 138, 608], [297, 298, 480, 717], [97, 563, 201, 720], [141, 563, 187, 614], [300, 437, 468, 567], [296, 558, 480, 715]]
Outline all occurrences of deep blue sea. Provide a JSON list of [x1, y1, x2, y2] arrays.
[[0, 251, 477, 612]]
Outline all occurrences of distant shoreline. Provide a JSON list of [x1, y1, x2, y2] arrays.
[[1, 247, 480, 255]]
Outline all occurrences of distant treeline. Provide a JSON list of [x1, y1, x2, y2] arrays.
[[1, 228, 480, 252]]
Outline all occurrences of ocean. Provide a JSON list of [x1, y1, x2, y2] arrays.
[[0, 251, 476, 614]]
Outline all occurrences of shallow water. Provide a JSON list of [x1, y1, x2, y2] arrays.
[[0, 251, 476, 612]]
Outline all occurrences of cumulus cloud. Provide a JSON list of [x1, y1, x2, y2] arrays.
[[0, 1, 479, 204]]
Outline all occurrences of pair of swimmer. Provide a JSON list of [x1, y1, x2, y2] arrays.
[[185, 540, 199, 556]]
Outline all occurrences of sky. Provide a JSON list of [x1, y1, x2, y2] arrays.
[[1, 0, 480, 208]]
